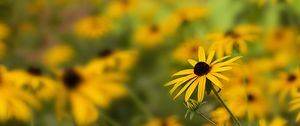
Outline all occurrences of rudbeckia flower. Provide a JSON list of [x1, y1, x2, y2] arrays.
[[208, 24, 260, 57], [165, 46, 241, 102], [42, 44, 74, 69], [145, 116, 182, 126], [0, 65, 40, 122], [55, 65, 126, 126], [264, 27, 295, 51], [5, 66, 57, 100], [172, 38, 202, 63], [259, 117, 287, 126], [271, 68, 300, 101], [133, 24, 167, 48], [73, 16, 112, 39]]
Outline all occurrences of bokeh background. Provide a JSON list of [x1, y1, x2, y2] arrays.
[[0, 0, 299, 126]]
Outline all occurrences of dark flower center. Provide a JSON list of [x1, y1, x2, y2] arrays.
[[150, 25, 159, 33], [287, 74, 297, 82], [62, 69, 82, 89], [274, 31, 284, 40], [225, 30, 240, 39], [194, 62, 210, 76], [97, 49, 113, 58], [27, 66, 42, 76], [247, 94, 255, 102]]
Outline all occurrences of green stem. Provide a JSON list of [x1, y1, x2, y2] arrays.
[[195, 111, 217, 126], [100, 111, 121, 126], [212, 86, 242, 126], [126, 87, 152, 119]]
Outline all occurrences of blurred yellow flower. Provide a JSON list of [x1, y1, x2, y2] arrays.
[[289, 92, 300, 122], [208, 24, 260, 57], [0, 65, 40, 122], [43, 44, 74, 69], [0, 22, 10, 40], [74, 16, 112, 39], [165, 46, 241, 102], [271, 68, 300, 102], [264, 27, 295, 52], [105, 0, 138, 18], [133, 24, 167, 48], [259, 117, 287, 126], [209, 107, 231, 126], [172, 38, 202, 63], [56, 65, 126, 125], [5, 67, 57, 100], [145, 116, 182, 126]]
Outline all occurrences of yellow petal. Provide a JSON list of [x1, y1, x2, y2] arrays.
[[173, 77, 198, 100], [169, 76, 196, 94], [211, 73, 229, 81], [289, 102, 300, 111], [296, 113, 300, 122], [211, 66, 232, 73], [206, 50, 215, 64], [290, 98, 300, 105], [206, 74, 223, 88], [185, 77, 202, 101], [165, 74, 196, 86], [198, 46, 206, 62], [172, 69, 193, 77], [197, 77, 206, 102], [221, 56, 242, 66], [211, 56, 230, 65], [187, 59, 198, 67]]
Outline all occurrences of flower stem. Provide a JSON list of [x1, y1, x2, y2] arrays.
[[212, 86, 242, 126], [126, 87, 153, 119], [100, 111, 121, 126], [195, 111, 217, 126]]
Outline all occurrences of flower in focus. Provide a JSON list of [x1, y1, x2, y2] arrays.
[[55, 65, 127, 125], [5, 66, 57, 100], [271, 68, 300, 102], [208, 24, 260, 57], [145, 116, 182, 126], [133, 24, 167, 48], [165, 46, 241, 102], [172, 38, 202, 63], [0, 65, 40, 122], [74, 16, 112, 39], [42, 44, 74, 69]]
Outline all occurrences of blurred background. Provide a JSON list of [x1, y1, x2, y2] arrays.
[[0, 0, 299, 126]]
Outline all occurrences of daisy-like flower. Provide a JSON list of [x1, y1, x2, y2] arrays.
[[208, 24, 260, 57], [42, 44, 74, 69], [259, 117, 287, 126], [73, 16, 112, 39], [0, 65, 40, 122], [133, 24, 167, 48], [165, 46, 241, 102], [55, 65, 126, 126]]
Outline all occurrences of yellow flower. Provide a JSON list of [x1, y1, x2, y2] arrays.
[[0, 22, 10, 40], [145, 116, 182, 126], [5, 67, 57, 100], [42, 44, 74, 69], [259, 117, 287, 126], [74, 16, 112, 39], [264, 27, 295, 52], [271, 68, 300, 102], [290, 92, 300, 122], [172, 38, 202, 63], [0, 65, 40, 122], [87, 49, 138, 72], [105, 0, 138, 18], [208, 24, 260, 57], [133, 24, 167, 48], [56, 65, 126, 125], [165, 46, 241, 102]]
